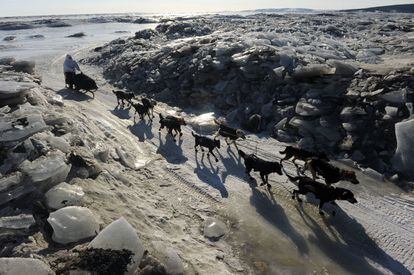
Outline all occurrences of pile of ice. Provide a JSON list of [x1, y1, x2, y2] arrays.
[[47, 206, 100, 244], [85, 13, 414, 179]]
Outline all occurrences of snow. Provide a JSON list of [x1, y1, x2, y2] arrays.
[[88, 217, 144, 275], [45, 182, 85, 210], [47, 206, 100, 244]]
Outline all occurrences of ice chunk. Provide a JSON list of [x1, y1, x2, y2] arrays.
[[0, 115, 48, 143], [0, 80, 35, 100], [380, 90, 407, 104], [152, 241, 184, 275], [0, 258, 54, 275], [19, 152, 71, 192], [188, 112, 218, 134], [45, 182, 85, 210], [0, 214, 35, 229], [392, 119, 414, 177], [203, 217, 227, 240], [48, 206, 99, 244], [89, 217, 144, 275], [292, 65, 334, 80]]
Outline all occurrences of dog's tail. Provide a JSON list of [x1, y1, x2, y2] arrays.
[[279, 147, 288, 154], [238, 149, 247, 159], [159, 113, 164, 120], [191, 131, 197, 138]]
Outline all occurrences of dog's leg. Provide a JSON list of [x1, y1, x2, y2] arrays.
[[225, 137, 230, 146], [260, 173, 266, 186], [210, 149, 219, 162], [246, 166, 254, 180], [194, 143, 198, 153], [318, 201, 326, 216]]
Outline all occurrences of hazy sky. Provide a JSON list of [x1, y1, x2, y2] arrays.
[[0, 0, 411, 17]]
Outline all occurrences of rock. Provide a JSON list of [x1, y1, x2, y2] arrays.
[[45, 182, 85, 210], [385, 106, 399, 117], [327, 60, 358, 76], [89, 217, 144, 274], [0, 258, 54, 275], [0, 57, 15, 65], [203, 217, 227, 240], [292, 65, 334, 80], [0, 172, 23, 192], [11, 61, 36, 74], [0, 80, 35, 100], [3, 36, 16, 41], [67, 32, 86, 38], [48, 206, 100, 244], [245, 114, 261, 133], [380, 90, 407, 105], [115, 147, 141, 170], [152, 241, 184, 275], [49, 95, 64, 106], [135, 29, 156, 39], [19, 152, 71, 192], [69, 147, 103, 179], [0, 214, 35, 229], [0, 115, 48, 143], [29, 34, 45, 39], [274, 118, 288, 130], [295, 99, 330, 117], [392, 119, 414, 178]]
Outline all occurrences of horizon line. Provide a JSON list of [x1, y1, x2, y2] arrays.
[[0, 3, 412, 19]]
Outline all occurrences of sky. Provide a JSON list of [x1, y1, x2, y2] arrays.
[[0, 0, 412, 17]]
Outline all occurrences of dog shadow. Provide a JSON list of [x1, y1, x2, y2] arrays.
[[217, 147, 247, 184], [56, 88, 93, 102], [110, 105, 131, 120], [156, 132, 187, 164], [128, 119, 154, 142], [249, 187, 310, 256], [295, 203, 410, 275], [194, 152, 228, 198]]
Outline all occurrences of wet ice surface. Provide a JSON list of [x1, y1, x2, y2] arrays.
[[0, 20, 157, 71]]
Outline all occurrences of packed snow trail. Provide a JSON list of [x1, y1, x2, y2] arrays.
[[41, 49, 414, 275]]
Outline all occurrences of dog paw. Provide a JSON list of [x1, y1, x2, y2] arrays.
[[215, 159, 219, 162]]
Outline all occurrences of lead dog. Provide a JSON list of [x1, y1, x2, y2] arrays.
[[305, 158, 359, 186], [286, 173, 357, 216], [239, 149, 283, 188], [192, 132, 221, 162]]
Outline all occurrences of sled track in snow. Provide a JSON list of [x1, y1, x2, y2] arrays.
[[163, 167, 222, 205]]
